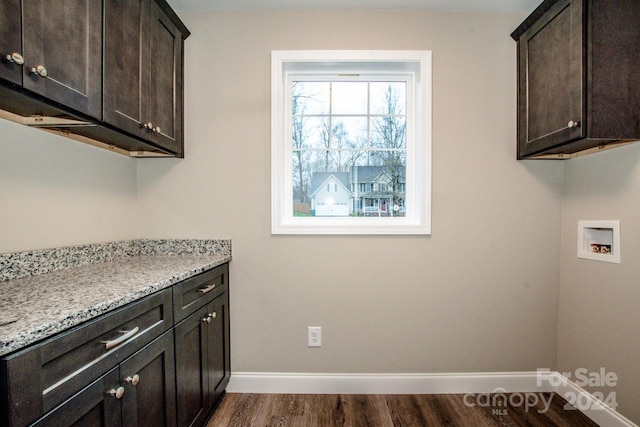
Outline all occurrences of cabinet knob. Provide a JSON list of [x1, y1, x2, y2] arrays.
[[30, 65, 47, 77], [567, 120, 580, 129], [210, 312, 217, 320], [202, 316, 212, 324], [124, 374, 140, 386], [154, 126, 161, 134], [108, 387, 125, 399], [5, 52, 24, 65], [143, 122, 154, 131]]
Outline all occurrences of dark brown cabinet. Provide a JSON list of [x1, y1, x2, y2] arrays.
[[0, 289, 173, 426], [104, 0, 185, 155], [32, 331, 177, 427], [0, 289, 173, 427], [174, 266, 230, 427], [0, 0, 189, 157], [0, 263, 230, 427], [0, 0, 102, 118], [32, 368, 122, 427], [22, 0, 103, 119], [0, 0, 23, 86], [120, 331, 177, 427], [203, 295, 230, 412], [512, 0, 640, 159]]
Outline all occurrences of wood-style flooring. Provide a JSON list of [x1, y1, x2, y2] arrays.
[[206, 393, 600, 426]]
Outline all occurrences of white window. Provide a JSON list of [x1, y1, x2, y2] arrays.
[[271, 50, 432, 234]]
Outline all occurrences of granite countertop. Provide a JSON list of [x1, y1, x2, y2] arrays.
[[0, 240, 231, 357]]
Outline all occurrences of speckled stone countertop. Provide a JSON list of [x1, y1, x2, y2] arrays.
[[0, 239, 231, 357]]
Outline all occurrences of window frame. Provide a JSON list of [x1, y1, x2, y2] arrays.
[[271, 50, 432, 235]]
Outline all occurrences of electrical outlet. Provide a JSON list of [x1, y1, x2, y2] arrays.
[[308, 326, 321, 347]]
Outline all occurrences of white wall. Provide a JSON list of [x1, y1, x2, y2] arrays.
[[559, 143, 640, 423], [137, 10, 564, 374], [0, 119, 138, 253]]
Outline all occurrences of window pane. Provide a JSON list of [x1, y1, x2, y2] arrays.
[[333, 116, 368, 149], [370, 82, 406, 115], [293, 81, 330, 115], [293, 116, 327, 150], [332, 82, 368, 114], [370, 116, 406, 149], [289, 78, 409, 219]]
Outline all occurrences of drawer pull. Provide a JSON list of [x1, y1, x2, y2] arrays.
[[108, 387, 125, 399], [102, 326, 140, 350], [125, 374, 140, 386], [198, 284, 217, 294]]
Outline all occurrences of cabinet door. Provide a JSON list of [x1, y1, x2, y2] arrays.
[[0, 0, 23, 85], [148, 0, 184, 155], [104, 0, 184, 155], [121, 331, 177, 427], [31, 369, 122, 427], [205, 293, 230, 409], [103, 0, 150, 141], [516, 0, 585, 158], [175, 306, 209, 427], [21, 0, 102, 119]]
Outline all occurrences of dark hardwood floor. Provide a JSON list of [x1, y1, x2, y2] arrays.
[[206, 393, 600, 426]]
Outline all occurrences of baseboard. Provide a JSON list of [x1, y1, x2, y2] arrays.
[[548, 372, 637, 427], [227, 371, 548, 394], [227, 371, 638, 427]]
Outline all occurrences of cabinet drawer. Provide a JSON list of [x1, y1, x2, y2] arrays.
[[0, 288, 173, 427], [173, 264, 228, 323]]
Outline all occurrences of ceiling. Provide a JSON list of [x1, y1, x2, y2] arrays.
[[166, 0, 543, 14]]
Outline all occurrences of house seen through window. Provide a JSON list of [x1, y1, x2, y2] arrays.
[[271, 50, 431, 234]]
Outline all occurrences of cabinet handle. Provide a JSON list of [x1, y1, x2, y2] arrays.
[[202, 316, 212, 324], [5, 52, 24, 65], [102, 326, 140, 350], [108, 387, 125, 399], [198, 283, 217, 294], [30, 65, 47, 77], [567, 120, 580, 129], [124, 374, 140, 386]]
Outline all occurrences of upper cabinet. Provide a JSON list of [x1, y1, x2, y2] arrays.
[[0, 0, 23, 86], [0, 0, 189, 157], [22, 0, 103, 119], [104, 0, 185, 156], [512, 0, 640, 159]]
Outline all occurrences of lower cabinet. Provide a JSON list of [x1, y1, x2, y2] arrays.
[[32, 330, 176, 427], [32, 368, 121, 427], [0, 262, 230, 427], [175, 291, 230, 427], [120, 331, 177, 427]]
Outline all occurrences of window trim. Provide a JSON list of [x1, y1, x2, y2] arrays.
[[271, 50, 432, 235]]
